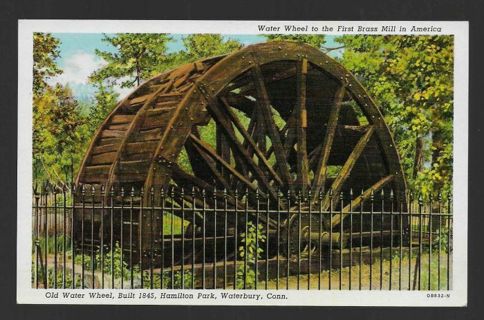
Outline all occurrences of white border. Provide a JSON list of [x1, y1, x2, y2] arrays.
[[17, 20, 468, 306]]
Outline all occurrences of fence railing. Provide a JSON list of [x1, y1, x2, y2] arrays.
[[31, 185, 452, 290]]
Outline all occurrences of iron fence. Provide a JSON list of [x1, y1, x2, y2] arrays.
[[31, 184, 453, 290]]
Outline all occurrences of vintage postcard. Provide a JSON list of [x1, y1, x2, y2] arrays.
[[17, 20, 468, 306]]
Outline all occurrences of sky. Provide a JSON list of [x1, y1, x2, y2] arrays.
[[50, 33, 340, 102]]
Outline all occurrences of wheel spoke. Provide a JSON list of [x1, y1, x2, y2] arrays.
[[195, 86, 277, 199], [188, 133, 265, 197], [322, 125, 375, 210], [220, 97, 283, 186], [295, 59, 310, 192], [311, 85, 345, 201], [187, 137, 233, 193], [251, 63, 294, 193], [330, 175, 394, 227]]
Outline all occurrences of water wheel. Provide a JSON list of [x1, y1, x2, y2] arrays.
[[76, 41, 406, 257]]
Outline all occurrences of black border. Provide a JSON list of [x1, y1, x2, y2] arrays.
[[1, 0, 482, 319]]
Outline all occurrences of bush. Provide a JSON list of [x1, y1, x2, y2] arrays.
[[236, 221, 266, 289]]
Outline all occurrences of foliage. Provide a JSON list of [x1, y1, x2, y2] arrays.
[[432, 226, 451, 254], [236, 221, 266, 289], [161, 34, 242, 72], [86, 83, 119, 136], [33, 33, 62, 96], [90, 33, 172, 87], [182, 34, 242, 60], [265, 34, 326, 49], [142, 270, 193, 289], [33, 84, 88, 186], [336, 35, 454, 196]]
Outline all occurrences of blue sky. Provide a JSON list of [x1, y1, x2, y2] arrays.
[[50, 33, 339, 102]]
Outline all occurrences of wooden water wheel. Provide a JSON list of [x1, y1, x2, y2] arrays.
[[75, 41, 406, 256]]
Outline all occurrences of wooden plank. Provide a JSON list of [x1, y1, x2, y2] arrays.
[[145, 106, 176, 117], [311, 85, 345, 201], [118, 160, 150, 174], [111, 114, 135, 125], [90, 151, 117, 165], [251, 62, 294, 193], [84, 165, 111, 176], [322, 125, 375, 210], [141, 114, 170, 130], [125, 141, 159, 154], [129, 93, 151, 106], [295, 59, 310, 192], [116, 172, 147, 183], [96, 137, 122, 146], [135, 128, 162, 141], [82, 174, 109, 184], [107, 123, 130, 131], [100, 129, 126, 139], [330, 175, 394, 227], [91, 144, 118, 155]]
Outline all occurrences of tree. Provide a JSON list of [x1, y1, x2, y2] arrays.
[[86, 84, 119, 137], [182, 34, 242, 60], [264, 34, 326, 50], [33, 84, 87, 186], [336, 35, 453, 196], [90, 33, 172, 88], [33, 33, 62, 96]]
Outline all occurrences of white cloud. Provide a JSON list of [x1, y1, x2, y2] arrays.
[[48, 51, 134, 101], [51, 51, 106, 87]]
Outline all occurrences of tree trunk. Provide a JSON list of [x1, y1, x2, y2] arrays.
[[413, 134, 424, 179]]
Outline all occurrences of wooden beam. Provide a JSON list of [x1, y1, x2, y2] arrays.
[[322, 125, 375, 209], [195, 84, 279, 201], [295, 59, 310, 192], [251, 62, 294, 193], [311, 85, 345, 201], [220, 97, 283, 186], [186, 138, 232, 193], [188, 133, 262, 196], [330, 175, 394, 227]]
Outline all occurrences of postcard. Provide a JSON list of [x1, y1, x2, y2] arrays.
[[17, 20, 468, 306]]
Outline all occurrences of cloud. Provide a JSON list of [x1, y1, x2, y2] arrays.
[[48, 51, 133, 101], [51, 51, 106, 87]]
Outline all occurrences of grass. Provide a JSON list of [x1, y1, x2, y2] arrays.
[[264, 251, 451, 290]]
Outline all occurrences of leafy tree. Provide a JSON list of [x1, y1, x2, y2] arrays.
[[33, 33, 62, 96], [33, 84, 87, 187], [336, 35, 453, 196], [265, 34, 326, 50], [182, 34, 242, 60], [86, 83, 119, 137], [90, 33, 172, 87]]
